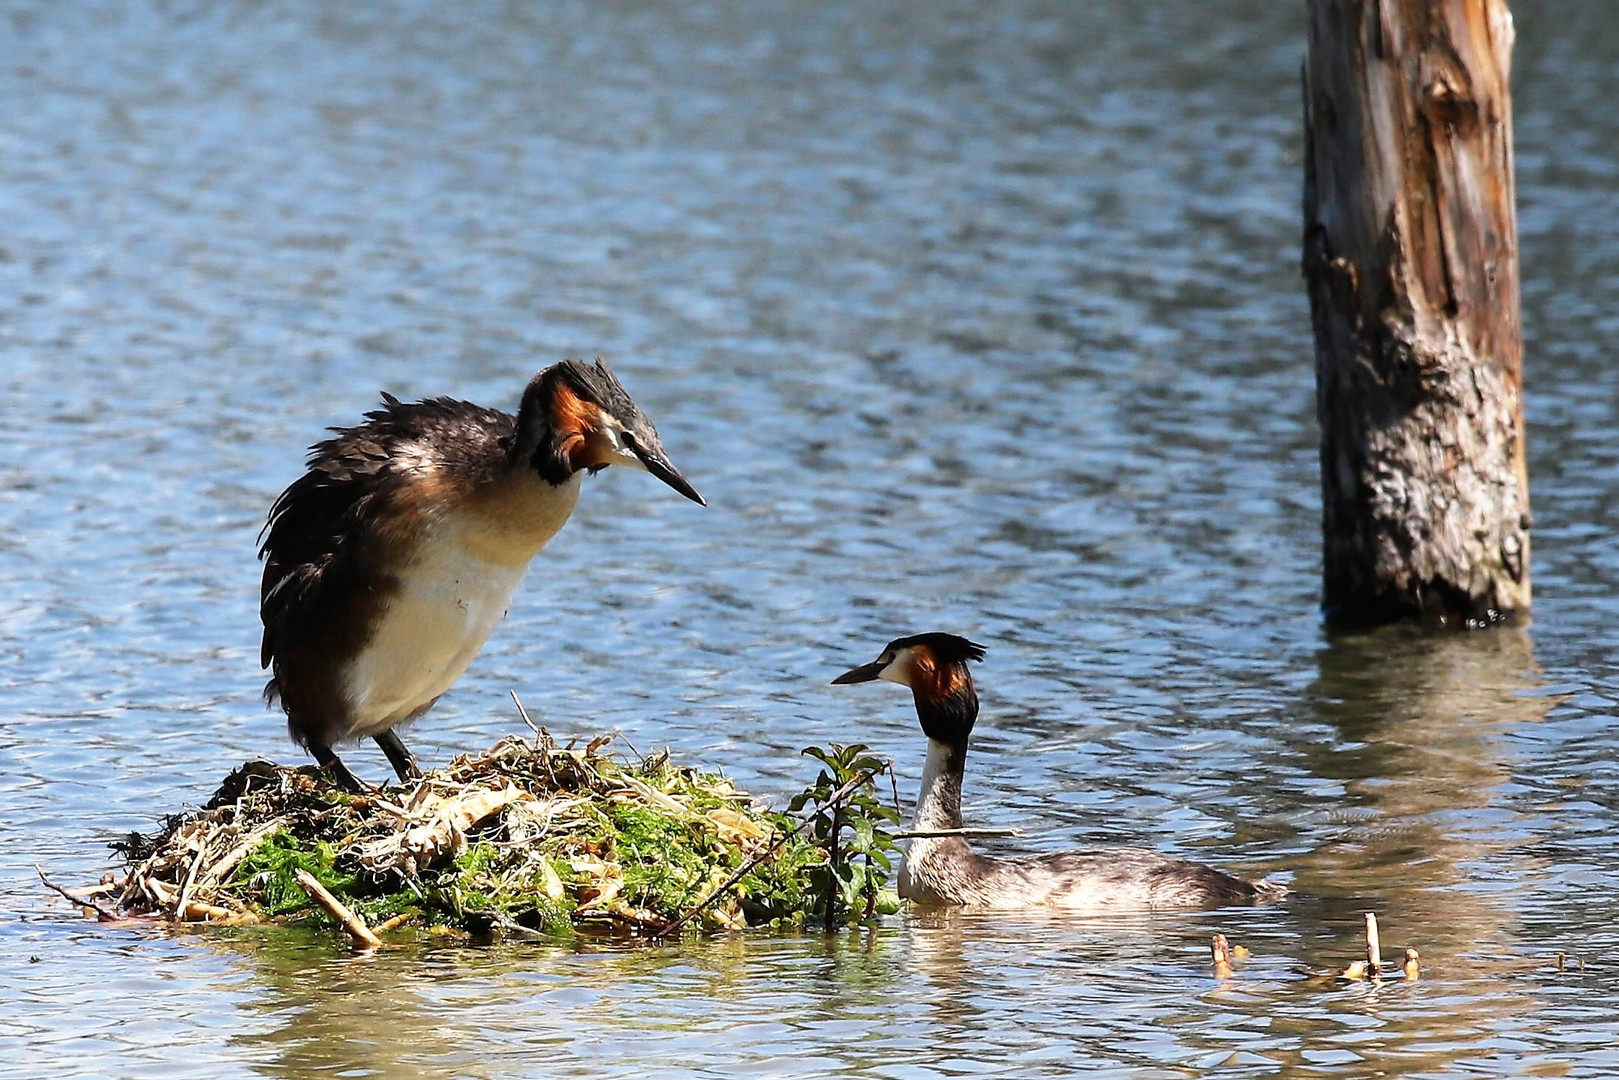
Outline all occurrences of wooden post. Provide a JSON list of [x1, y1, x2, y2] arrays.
[[1303, 0, 1529, 629]]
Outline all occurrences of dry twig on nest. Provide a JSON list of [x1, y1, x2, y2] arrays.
[[293, 869, 382, 950]]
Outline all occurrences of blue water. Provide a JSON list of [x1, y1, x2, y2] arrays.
[[3, 1, 1618, 1076]]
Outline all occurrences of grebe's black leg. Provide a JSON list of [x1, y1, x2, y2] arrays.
[[375, 729, 422, 784], [310, 742, 368, 793]]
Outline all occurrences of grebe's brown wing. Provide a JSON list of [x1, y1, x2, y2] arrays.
[[259, 396, 513, 678]]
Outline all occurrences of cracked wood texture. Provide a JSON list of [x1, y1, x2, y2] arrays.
[[1304, 0, 1529, 628]]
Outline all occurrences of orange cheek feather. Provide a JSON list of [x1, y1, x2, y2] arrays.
[[549, 386, 601, 471], [909, 647, 965, 702]]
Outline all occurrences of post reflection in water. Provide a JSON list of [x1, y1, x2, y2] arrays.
[[1261, 625, 1553, 1073], [1296, 625, 1546, 901]]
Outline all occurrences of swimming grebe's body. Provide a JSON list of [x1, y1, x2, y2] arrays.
[[260, 359, 704, 790], [833, 633, 1285, 910]]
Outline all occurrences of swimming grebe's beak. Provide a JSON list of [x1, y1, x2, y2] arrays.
[[631, 442, 706, 506], [831, 659, 886, 685]]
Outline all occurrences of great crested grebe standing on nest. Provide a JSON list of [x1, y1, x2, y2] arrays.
[[260, 358, 705, 791], [833, 632, 1286, 909]]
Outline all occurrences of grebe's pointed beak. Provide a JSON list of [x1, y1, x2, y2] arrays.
[[831, 659, 886, 685], [632, 444, 706, 506]]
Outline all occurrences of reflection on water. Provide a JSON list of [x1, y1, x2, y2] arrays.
[[228, 931, 917, 1079], [1259, 628, 1549, 1074], [1299, 628, 1546, 895], [5, 0, 1619, 1075]]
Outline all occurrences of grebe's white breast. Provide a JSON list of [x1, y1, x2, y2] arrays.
[[342, 471, 582, 737]]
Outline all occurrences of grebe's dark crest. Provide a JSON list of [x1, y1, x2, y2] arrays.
[[260, 358, 704, 791], [833, 632, 1286, 910]]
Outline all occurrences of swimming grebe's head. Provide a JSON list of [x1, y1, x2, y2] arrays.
[[832, 632, 985, 745], [516, 358, 705, 504]]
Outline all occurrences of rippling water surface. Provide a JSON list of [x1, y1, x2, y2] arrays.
[[4, 1, 1618, 1076]]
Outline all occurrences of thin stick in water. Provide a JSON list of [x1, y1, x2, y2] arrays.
[[37, 866, 120, 921], [487, 909, 549, 941], [891, 827, 1027, 839]]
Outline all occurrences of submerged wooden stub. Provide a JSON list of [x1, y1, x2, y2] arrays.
[[1210, 933, 1235, 979], [1303, 0, 1529, 629]]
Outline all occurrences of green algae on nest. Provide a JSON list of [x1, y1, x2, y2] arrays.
[[109, 734, 890, 938]]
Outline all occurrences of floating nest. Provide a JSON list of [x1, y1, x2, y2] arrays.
[[82, 733, 846, 942]]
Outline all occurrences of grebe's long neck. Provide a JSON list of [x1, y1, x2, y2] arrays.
[[910, 673, 977, 831], [889, 647, 984, 906], [913, 737, 966, 831]]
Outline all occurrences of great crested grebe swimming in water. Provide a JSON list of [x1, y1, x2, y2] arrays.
[[833, 632, 1286, 910], [260, 358, 705, 791]]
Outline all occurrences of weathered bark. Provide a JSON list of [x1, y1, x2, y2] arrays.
[[1303, 0, 1529, 629]]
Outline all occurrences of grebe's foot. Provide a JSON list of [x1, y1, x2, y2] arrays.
[[310, 742, 369, 794], [375, 729, 423, 785]]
